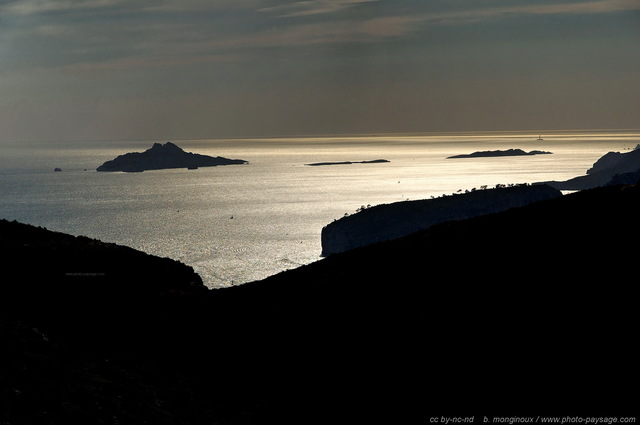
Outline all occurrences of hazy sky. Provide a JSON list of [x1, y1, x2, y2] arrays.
[[1, 0, 639, 142]]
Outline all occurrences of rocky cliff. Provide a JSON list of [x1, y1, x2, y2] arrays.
[[547, 147, 640, 190], [321, 184, 561, 256], [96, 142, 247, 172]]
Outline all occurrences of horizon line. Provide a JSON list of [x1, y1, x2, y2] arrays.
[[3, 127, 640, 145]]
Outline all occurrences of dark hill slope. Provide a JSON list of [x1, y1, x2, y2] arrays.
[[2, 184, 639, 424], [236, 183, 639, 311], [217, 184, 639, 418], [0, 220, 207, 335], [320, 184, 561, 255], [225, 184, 639, 415]]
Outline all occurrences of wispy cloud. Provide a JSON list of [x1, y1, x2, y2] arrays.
[[0, 0, 270, 16], [2, 0, 139, 15], [517, 0, 640, 15], [56, 52, 244, 75], [192, 15, 420, 52], [419, 0, 640, 26], [197, 0, 640, 51], [259, 0, 379, 18], [3, 0, 638, 74]]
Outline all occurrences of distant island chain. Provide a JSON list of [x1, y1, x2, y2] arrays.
[[93, 142, 558, 174]]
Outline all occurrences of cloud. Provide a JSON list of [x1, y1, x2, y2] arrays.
[[186, 0, 640, 53], [0, 0, 274, 17], [517, 0, 640, 15], [3, 0, 638, 74], [258, 0, 379, 18], [192, 15, 420, 52], [419, 0, 640, 26], [248, 0, 640, 50], [1, 0, 139, 15], [256, 0, 640, 24], [56, 53, 245, 76]]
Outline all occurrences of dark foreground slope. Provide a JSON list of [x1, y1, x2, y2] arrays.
[[229, 184, 639, 416], [2, 185, 639, 424]]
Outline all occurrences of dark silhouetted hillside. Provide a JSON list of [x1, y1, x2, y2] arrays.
[[321, 184, 561, 255], [2, 184, 639, 423]]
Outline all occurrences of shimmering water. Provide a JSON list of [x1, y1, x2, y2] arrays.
[[1, 130, 637, 287]]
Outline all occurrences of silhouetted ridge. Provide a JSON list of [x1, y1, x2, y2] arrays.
[[321, 184, 561, 255]]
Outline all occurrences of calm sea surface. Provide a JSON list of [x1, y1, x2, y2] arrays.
[[1, 131, 638, 288]]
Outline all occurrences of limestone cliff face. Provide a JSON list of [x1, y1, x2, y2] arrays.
[[548, 148, 640, 190], [97, 142, 247, 172], [320, 184, 561, 256], [586, 151, 627, 175]]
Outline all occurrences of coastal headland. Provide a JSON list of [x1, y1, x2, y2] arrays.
[[321, 184, 561, 255], [546, 146, 640, 190], [2, 179, 638, 423]]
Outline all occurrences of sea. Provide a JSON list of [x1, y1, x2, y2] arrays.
[[1, 130, 638, 288]]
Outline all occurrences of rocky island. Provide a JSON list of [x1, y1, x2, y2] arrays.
[[305, 159, 390, 166], [96, 142, 247, 172], [447, 148, 552, 159]]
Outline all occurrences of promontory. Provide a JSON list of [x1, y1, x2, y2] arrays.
[[96, 142, 247, 172]]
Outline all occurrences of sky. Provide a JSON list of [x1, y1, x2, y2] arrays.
[[1, 0, 639, 142]]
